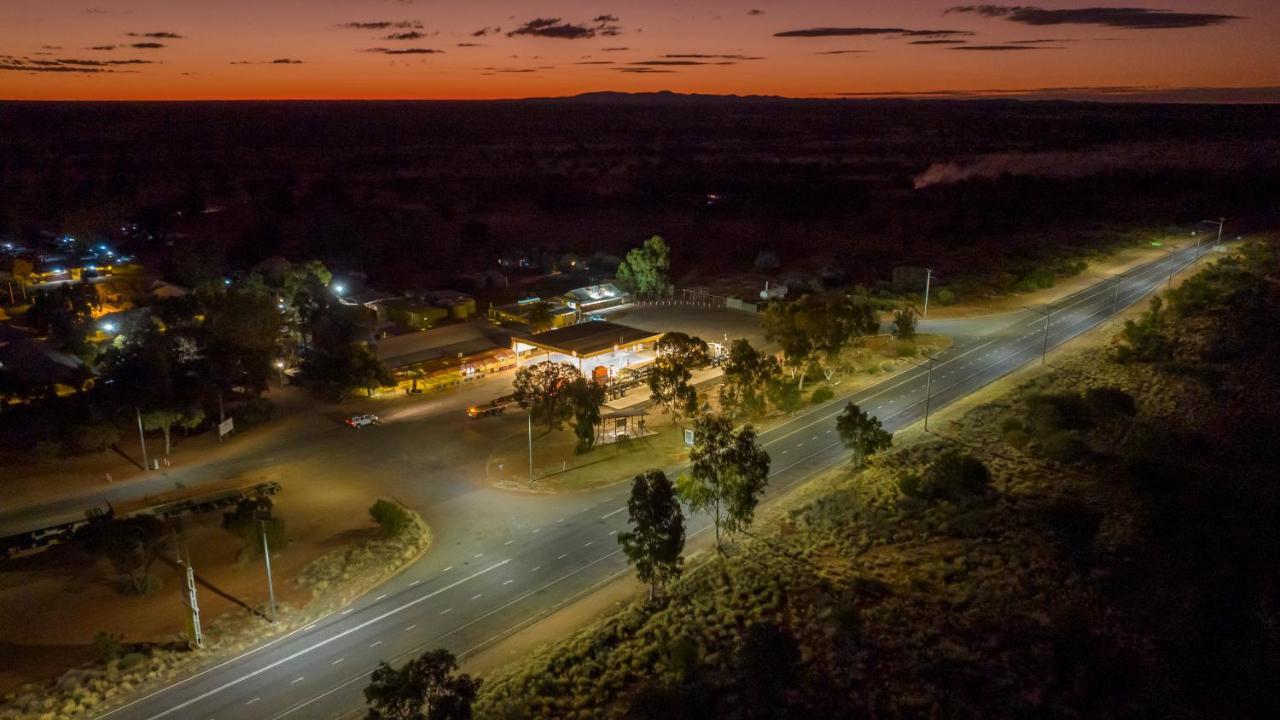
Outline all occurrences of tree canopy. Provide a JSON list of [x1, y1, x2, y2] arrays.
[[364, 648, 481, 720], [836, 402, 893, 467], [616, 235, 672, 296], [513, 361, 582, 431], [678, 414, 771, 551], [618, 470, 685, 599]]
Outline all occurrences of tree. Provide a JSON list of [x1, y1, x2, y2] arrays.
[[364, 648, 481, 720], [893, 306, 917, 341], [302, 343, 394, 400], [369, 499, 412, 538], [525, 301, 554, 333], [616, 235, 672, 296], [766, 376, 803, 415], [677, 414, 771, 551], [566, 377, 606, 453], [656, 332, 710, 369], [762, 300, 814, 389], [764, 293, 878, 388], [76, 516, 170, 595], [618, 470, 685, 599], [648, 331, 711, 427], [512, 361, 581, 431], [836, 402, 892, 467], [222, 496, 287, 561], [24, 281, 99, 351], [718, 339, 778, 420]]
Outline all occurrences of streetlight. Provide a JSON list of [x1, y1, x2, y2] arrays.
[[905, 353, 942, 432], [1025, 305, 1054, 365], [332, 282, 346, 296], [253, 498, 278, 624], [1198, 217, 1225, 262], [275, 360, 286, 386], [922, 268, 935, 319]]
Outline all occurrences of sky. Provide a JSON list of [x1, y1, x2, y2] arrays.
[[1, 1, 1277, 101]]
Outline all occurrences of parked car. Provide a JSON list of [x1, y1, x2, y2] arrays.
[[346, 413, 380, 428]]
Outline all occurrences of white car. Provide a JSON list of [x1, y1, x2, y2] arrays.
[[346, 414, 380, 429]]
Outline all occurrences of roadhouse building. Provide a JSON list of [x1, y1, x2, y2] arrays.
[[513, 321, 661, 383]]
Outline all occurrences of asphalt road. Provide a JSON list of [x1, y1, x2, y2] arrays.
[[87, 243, 1202, 720]]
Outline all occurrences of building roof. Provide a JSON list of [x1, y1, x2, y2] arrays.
[[564, 282, 627, 308], [519, 321, 660, 358], [375, 322, 517, 369]]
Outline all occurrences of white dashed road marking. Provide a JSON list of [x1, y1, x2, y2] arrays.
[[557, 553, 568, 560], [471, 593, 483, 601], [291, 677, 304, 685], [369, 641, 382, 648]]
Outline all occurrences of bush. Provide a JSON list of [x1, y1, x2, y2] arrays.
[[902, 451, 992, 503], [1024, 392, 1091, 437], [1083, 387, 1137, 421], [1004, 428, 1031, 450], [999, 417, 1024, 433], [33, 439, 63, 462], [234, 397, 276, 429], [1037, 501, 1101, 570], [369, 499, 412, 538], [75, 422, 121, 453], [809, 386, 834, 405], [1039, 431, 1089, 464], [880, 361, 896, 372], [93, 631, 125, 662], [934, 287, 957, 306], [895, 341, 918, 358], [1014, 278, 1039, 294]]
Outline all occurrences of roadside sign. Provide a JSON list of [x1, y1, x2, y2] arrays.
[[218, 418, 234, 438], [683, 428, 695, 447]]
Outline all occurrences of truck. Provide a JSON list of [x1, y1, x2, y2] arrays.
[[467, 394, 520, 418]]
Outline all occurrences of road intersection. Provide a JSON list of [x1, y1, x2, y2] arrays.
[[78, 242, 1201, 720]]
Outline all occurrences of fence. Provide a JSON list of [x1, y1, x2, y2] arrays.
[[630, 288, 761, 314]]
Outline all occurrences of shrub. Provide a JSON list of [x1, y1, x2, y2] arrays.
[[934, 287, 957, 306], [880, 361, 896, 372], [1004, 428, 1031, 450], [369, 499, 411, 538], [1039, 430, 1089, 464], [75, 422, 121, 453], [92, 631, 125, 662], [1015, 278, 1039, 294], [1037, 501, 1101, 570], [1024, 392, 1091, 437], [33, 439, 63, 462], [895, 340, 918, 358], [1082, 387, 1137, 421], [902, 451, 992, 503], [809, 386, 834, 405], [999, 417, 1024, 433], [234, 397, 276, 429]]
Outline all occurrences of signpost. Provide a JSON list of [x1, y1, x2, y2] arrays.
[[254, 501, 277, 624]]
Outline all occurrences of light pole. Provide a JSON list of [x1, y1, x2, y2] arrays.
[[254, 499, 277, 624], [275, 360, 286, 386], [922, 268, 935, 319], [1199, 217, 1224, 262], [1025, 306, 1054, 365], [135, 407, 150, 471], [527, 409, 535, 487], [906, 354, 941, 432]]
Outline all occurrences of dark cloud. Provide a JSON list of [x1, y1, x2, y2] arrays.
[[383, 31, 426, 40], [612, 67, 675, 73], [456, 43, 484, 47], [233, 58, 304, 65], [130, 43, 166, 49], [41, 45, 63, 50], [472, 27, 499, 36], [775, 27, 973, 38], [949, 44, 1059, 51], [816, 50, 869, 54], [508, 16, 622, 39], [89, 45, 116, 50], [363, 47, 443, 55], [631, 59, 734, 66], [747, 9, 765, 16], [272, 58, 304, 64], [575, 60, 614, 64], [602, 47, 629, 51], [338, 21, 423, 30], [663, 53, 764, 60], [82, 8, 108, 14], [1009, 38, 1072, 44], [481, 67, 537, 73], [128, 32, 183, 39], [909, 39, 968, 45], [0, 55, 152, 73], [945, 6, 1242, 29]]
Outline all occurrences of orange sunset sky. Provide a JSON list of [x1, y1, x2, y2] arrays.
[[1, 1, 1276, 101]]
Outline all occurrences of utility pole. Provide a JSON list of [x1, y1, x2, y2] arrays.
[[1112, 277, 1121, 315], [135, 407, 149, 471], [922, 268, 934, 319], [1026, 306, 1053, 365], [172, 525, 203, 649], [254, 499, 277, 624], [527, 410, 535, 487], [922, 355, 936, 431]]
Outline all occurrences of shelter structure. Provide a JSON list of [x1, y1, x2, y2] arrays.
[[513, 321, 661, 383]]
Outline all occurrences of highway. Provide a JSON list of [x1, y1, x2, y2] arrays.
[[93, 243, 1202, 720]]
